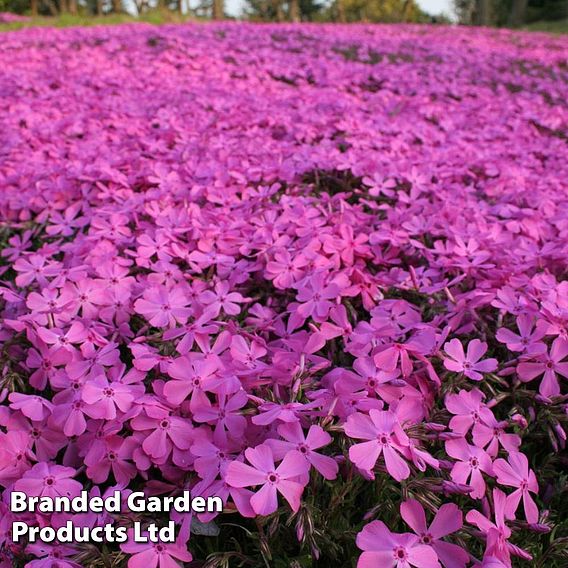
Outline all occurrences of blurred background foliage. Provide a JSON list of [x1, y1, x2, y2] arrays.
[[0, 0, 566, 29]]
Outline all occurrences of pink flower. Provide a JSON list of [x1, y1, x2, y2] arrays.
[[0, 431, 34, 486], [266, 422, 338, 480], [24, 544, 81, 568], [84, 435, 138, 485], [193, 390, 248, 441], [15, 463, 82, 499], [493, 452, 539, 524], [356, 520, 440, 568], [225, 444, 308, 515], [14, 254, 60, 287], [495, 315, 545, 353], [200, 281, 245, 316], [25, 341, 71, 390], [164, 357, 219, 408], [445, 389, 494, 435], [345, 410, 411, 481], [134, 285, 191, 328], [131, 411, 192, 462], [265, 249, 308, 289], [9, 393, 53, 421], [443, 339, 497, 381], [445, 439, 493, 499], [466, 489, 529, 566], [472, 415, 520, 458], [7, 413, 66, 462], [400, 499, 468, 568], [294, 271, 341, 321], [82, 374, 139, 420], [121, 534, 192, 568], [517, 337, 568, 398]]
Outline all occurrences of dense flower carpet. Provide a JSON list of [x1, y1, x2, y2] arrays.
[[0, 22, 567, 567]]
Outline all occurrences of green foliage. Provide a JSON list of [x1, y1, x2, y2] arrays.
[[0, 10, 190, 29], [524, 17, 568, 31], [242, 0, 427, 22], [338, 0, 425, 22], [454, 0, 568, 26], [0, 0, 28, 14]]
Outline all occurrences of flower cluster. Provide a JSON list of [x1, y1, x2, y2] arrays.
[[0, 13, 30, 23], [0, 22, 567, 568]]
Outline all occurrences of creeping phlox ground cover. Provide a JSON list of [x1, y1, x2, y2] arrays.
[[0, 21, 567, 568]]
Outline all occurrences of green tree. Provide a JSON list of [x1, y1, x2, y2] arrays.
[[244, 0, 323, 21], [336, 0, 425, 22]]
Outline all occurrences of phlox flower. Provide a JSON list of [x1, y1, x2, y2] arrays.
[[466, 489, 532, 566], [517, 337, 568, 398], [225, 444, 309, 515], [131, 411, 192, 462], [445, 389, 494, 435], [356, 520, 440, 568], [493, 452, 539, 524], [445, 439, 493, 499], [14, 254, 60, 287], [9, 393, 53, 422], [345, 409, 411, 481], [199, 281, 245, 316], [25, 341, 71, 390], [443, 339, 497, 381], [84, 435, 138, 485], [15, 463, 82, 499], [265, 249, 308, 288], [294, 271, 341, 321], [121, 533, 192, 568], [192, 390, 248, 441], [400, 499, 468, 568], [134, 285, 191, 328], [495, 315, 545, 353], [6, 413, 66, 462], [472, 414, 520, 458], [266, 422, 338, 480], [164, 357, 219, 408], [24, 544, 81, 568], [81, 374, 140, 420], [0, 430, 34, 486]]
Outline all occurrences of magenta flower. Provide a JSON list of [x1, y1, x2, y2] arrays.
[[193, 390, 248, 440], [121, 533, 192, 568], [466, 489, 533, 566], [294, 271, 341, 321], [445, 439, 493, 499], [81, 374, 138, 420], [131, 411, 192, 462], [443, 339, 497, 381], [24, 544, 81, 568], [400, 499, 468, 568], [345, 410, 411, 481], [8, 393, 53, 421], [495, 315, 545, 353], [84, 435, 138, 485], [472, 415, 520, 458], [445, 389, 494, 435], [493, 452, 539, 524], [517, 337, 568, 397], [15, 463, 82, 499], [134, 285, 191, 328], [164, 357, 219, 408], [200, 281, 245, 316], [0, 430, 34, 486], [225, 444, 309, 515], [356, 520, 441, 568], [266, 422, 338, 480]]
